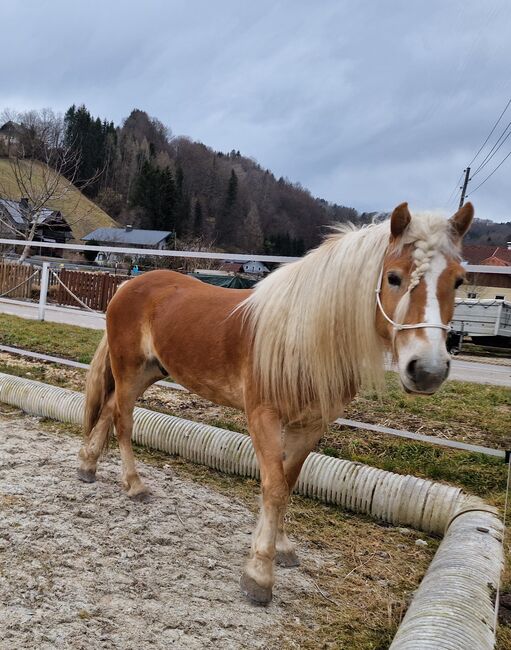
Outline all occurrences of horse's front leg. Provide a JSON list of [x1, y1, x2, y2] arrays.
[[241, 406, 288, 605], [275, 420, 325, 567]]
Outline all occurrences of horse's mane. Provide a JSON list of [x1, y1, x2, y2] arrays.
[[240, 212, 460, 425]]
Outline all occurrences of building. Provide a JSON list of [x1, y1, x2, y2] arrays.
[[82, 225, 175, 264], [0, 197, 73, 255], [219, 260, 270, 275], [459, 243, 511, 301], [461, 244, 511, 266], [0, 121, 25, 156]]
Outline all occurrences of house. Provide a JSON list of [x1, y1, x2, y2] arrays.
[[0, 197, 73, 255], [219, 259, 270, 275], [242, 260, 270, 275], [461, 244, 511, 265], [82, 226, 174, 264], [459, 244, 511, 301], [0, 121, 25, 156]]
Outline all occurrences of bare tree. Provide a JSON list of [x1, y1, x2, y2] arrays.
[[0, 114, 103, 263]]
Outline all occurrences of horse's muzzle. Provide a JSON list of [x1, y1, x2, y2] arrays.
[[404, 357, 450, 394]]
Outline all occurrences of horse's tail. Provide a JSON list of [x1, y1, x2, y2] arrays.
[[83, 333, 115, 447]]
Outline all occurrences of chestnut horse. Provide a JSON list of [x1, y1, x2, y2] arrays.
[[78, 202, 473, 604]]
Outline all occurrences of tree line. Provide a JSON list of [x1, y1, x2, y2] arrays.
[[2, 105, 366, 253]]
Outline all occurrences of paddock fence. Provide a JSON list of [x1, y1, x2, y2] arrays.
[[0, 261, 39, 299], [55, 269, 130, 311]]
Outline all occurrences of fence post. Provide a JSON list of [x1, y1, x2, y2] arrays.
[[38, 262, 50, 321]]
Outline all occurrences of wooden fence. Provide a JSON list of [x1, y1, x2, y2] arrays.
[[0, 261, 39, 299], [55, 270, 130, 311]]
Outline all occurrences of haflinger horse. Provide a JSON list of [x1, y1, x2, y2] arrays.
[[78, 201, 473, 605]]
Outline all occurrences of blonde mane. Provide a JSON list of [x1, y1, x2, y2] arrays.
[[241, 212, 460, 425]]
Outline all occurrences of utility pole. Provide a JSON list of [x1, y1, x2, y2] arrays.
[[458, 167, 471, 209]]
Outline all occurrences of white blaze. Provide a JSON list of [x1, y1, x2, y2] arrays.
[[423, 253, 447, 346]]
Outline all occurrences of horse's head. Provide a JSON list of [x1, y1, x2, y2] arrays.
[[376, 202, 473, 394]]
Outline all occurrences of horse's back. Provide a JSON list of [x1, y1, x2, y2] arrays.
[[106, 270, 251, 406]]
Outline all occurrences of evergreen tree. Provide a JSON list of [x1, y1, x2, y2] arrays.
[[131, 161, 176, 230], [216, 169, 239, 243], [63, 104, 116, 197], [226, 169, 238, 209], [193, 199, 203, 235]]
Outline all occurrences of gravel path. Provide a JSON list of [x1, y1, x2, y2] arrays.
[[0, 416, 318, 649]]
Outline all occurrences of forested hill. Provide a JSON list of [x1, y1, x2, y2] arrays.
[[41, 105, 511, 254], [63, 106, 361, 254]]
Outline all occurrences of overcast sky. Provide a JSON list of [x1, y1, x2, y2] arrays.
[[2, 1, 510, 222]]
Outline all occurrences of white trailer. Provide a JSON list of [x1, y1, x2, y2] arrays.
[[449, 298, 511, 351]]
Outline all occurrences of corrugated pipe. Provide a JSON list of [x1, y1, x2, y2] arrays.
[[0, 373, 503, 649]]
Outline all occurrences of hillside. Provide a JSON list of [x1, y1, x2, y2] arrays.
[[2, 107, 509, 253], [463, 217, 511, 247], [0, 158, 117, 241]]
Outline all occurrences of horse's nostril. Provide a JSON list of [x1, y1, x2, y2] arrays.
[[407, 358, 418, 378]]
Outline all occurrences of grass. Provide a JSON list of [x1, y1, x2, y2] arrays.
[[0, 158, 116, 240], [462, 342, 511, 359], [0, 313, 509, 647], [0, 314, 103, 363]]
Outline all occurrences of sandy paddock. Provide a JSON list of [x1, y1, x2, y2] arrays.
[[0, 416, 323, 649]]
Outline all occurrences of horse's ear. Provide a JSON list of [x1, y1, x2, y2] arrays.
[[450, 202, 474, 239], [390, 202, 411, 239]]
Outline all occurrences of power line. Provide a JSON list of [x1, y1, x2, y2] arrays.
[[446, 171, 464, 207], [467, 97, 511, 167], [466, 148, 511, 196], [471, 119, 511, 177]]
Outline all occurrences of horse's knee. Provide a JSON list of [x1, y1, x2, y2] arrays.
[[261, 479, 289, 508]]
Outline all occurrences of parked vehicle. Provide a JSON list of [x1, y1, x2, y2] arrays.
[[448, 298, 511, 353]]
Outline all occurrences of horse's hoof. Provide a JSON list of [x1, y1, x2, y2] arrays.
[[77, 468, 96, 483], [128, 488, 152, 503], [240, 572, 273, 605], [275, 549, 301, 568]]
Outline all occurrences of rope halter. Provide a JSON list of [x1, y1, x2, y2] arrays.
[[375, 268, 451, 332]]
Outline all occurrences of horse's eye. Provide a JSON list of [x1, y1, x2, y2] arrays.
[[454, 278, 463, 289], [387, 272, 402, 287]]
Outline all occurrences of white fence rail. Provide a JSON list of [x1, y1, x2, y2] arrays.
[[0, 237, 510, 274]]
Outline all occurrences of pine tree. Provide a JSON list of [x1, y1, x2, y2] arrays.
[[131, 161, 176, 230], [193, 199, 203, 235], [216, 169, 239, 243], [226, 169, 238, 209]]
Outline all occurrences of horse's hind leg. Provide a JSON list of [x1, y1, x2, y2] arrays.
[[112, 365, 162, 500], [77, 393, 115, 482], [241, 406, 288, 605], [275, 420, 324, 567], [113, 388, 146, 499]]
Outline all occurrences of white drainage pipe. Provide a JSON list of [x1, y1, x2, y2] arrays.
[[0, 373, 503, 649]]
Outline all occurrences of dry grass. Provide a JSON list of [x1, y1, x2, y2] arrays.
[[0, 158, 116, 240]]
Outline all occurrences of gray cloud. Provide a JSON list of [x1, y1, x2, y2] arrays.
[[1, 0, 510, 221]]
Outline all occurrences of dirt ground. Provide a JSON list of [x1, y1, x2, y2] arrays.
[[0, 415, 324, 650]]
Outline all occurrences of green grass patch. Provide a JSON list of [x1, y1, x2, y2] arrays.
[[0, 314, 103, 363]]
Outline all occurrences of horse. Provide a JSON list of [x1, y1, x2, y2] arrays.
[[78, 201, 473, 604]]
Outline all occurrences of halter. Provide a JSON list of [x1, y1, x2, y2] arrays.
[[375, 268, 451, 332]]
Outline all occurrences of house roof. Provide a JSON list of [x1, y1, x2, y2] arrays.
[[480, 256, 510, 267], [82, 228, 173, 246], [462, 244, 511, 265], [0, 198, 59, 226], [0, 121, 24, 135], [219, 262, 243, 273]]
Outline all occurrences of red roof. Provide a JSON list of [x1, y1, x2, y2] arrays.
[[219, 262, 243, 273], [462, 245, 511, 265], [479, 256, 510, 267]]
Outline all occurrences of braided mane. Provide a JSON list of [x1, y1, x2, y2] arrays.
[[393, 213, 461, 324], [241, 211, 459, 425]]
